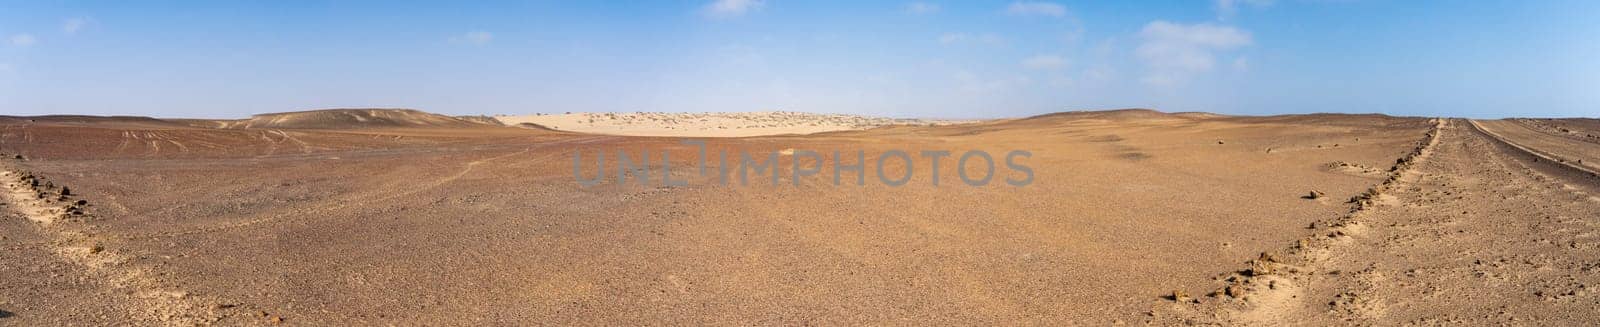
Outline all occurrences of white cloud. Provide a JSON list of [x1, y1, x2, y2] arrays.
[[63, 17, 90, 35], [1215, 0, 1273, 19], [938, 32, 1004, 46], [1022, 54, 1067, 70], [703, 0, 764, 18], [8, 34, 36, 47], [451, 31, 493, 45], [1005, 1, 1066, 17], [905, 2, 940, 15], [1135, 21, 1252, 86]]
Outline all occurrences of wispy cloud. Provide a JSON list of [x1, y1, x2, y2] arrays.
[[450, 31, 493, 45], [905, 2, 940, 15], [703, 0, 764, 18], [1005, 1, 1066, 17], [1022, 54, 1067, 70], [8, 34, 36, 47], [938, 32, 1005, 46], [1215, 0, 1273, 19], [63, 17, 90, 35], [1135, 21, 1252, 86]]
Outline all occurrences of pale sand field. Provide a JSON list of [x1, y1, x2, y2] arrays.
[[494, 111, 972, 137]]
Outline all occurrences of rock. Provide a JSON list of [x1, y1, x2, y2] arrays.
[[1226, 285, 1244, 297], [1303, 190, 1326, 199], [1168, 290, 1194, 302], [60, 187, 71, 196]]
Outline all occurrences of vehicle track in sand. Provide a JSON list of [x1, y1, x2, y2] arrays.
[[1166, 119, 1600, 325], [110, 136, 616, 241], [0, 168, 226, 325]]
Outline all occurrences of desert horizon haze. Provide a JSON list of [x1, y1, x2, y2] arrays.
[[3, 1, 1599, 326]]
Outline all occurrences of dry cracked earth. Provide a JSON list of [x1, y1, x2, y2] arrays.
[[0, 109, 1596, 325]]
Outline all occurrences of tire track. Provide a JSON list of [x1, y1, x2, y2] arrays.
[[1469, 119, 1600, 178], [1158, 118, 1446, 324], [1170, 118, 1600, 325], [113, 136, 611, 241], [1, 168, 224, 325]]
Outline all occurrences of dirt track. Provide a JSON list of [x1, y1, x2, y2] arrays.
[[1160, 119, 1600, 325], [2, 110, 1596, 325]]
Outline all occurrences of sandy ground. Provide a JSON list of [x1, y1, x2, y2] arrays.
[[0, 109, 1595, 325], [494, 111, 970, 137]]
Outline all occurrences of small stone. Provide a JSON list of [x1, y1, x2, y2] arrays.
[[1226, 285, 1244, 297], [1303, 190, 1326, 199], [1169, 290, 1193, 302]]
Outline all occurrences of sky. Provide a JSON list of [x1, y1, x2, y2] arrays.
[[0, 0, 1596, 119]]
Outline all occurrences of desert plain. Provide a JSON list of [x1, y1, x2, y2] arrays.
[[1, 108, 1598, 325]]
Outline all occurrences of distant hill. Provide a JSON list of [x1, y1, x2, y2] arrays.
[[202, 108, 498, 129], [1023, 108, 1177, 120], [0, 115, 191, 128]]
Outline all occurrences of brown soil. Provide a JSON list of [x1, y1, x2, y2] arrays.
[[1, 109, 1594, 325]]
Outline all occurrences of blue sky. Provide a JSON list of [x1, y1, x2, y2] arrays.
[[1, 1, 1596, 119]]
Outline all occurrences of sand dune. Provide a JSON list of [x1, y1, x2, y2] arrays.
[[494, 111, 972, 137]]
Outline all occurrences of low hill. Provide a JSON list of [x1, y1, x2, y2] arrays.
[[0, 115, 191, 129], [205, 108, 497, 129]]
